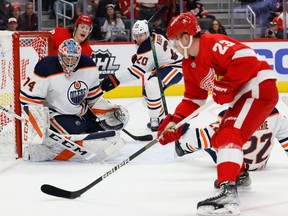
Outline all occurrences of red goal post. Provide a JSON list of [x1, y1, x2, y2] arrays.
[[0, 31, 52, 160]]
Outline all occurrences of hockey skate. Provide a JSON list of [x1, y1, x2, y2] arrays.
[[214, 169, 251, 191], [147, 117, 159, 132], [197, 182, 240, 216]]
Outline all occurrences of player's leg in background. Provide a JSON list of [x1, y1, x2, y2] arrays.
[[144, 66, 182, 132]]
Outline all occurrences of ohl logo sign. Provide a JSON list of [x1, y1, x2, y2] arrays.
[[92, 49, 120, 79], [67, 81, 88, 105]]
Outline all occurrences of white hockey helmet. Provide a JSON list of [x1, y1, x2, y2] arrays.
[[58, 39, 82, 77], [132, 20, 149, 40]]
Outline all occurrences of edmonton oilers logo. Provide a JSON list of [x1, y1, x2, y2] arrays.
[[67, 81, 88, 105]]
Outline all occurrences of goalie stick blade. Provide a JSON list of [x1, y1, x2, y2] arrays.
[[41, 184, 79, 199], [147, 5, 168, 26]]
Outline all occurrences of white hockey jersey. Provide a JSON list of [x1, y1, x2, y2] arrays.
[[115, 33, 182, 85], [180, 108, 288, 171], [20, 55, 103, 117]]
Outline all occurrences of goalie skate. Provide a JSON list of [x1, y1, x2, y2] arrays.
[[197, 182, 240, 216]]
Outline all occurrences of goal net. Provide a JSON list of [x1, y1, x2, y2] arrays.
[[0, 31, 52, 160]]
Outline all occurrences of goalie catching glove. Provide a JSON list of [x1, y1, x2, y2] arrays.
[[91, 97, 129, 130], [157, 114, 188, 145], [100, 74, 120, 92]]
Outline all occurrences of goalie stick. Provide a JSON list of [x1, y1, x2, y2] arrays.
[[123, 129, 153, 141], [40, 99, 214, 199], [0, 105, 116, 162]]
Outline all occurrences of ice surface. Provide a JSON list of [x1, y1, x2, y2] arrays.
[[1, 94, 288, 216]]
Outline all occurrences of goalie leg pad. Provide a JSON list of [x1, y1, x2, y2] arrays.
[[23, 144, 56, 162], [31, 130, 126, 162], [22, 105, 49, 145], [69, 131, 126, 162]]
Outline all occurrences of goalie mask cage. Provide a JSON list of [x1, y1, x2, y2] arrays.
[[0, 31, 52, 160]]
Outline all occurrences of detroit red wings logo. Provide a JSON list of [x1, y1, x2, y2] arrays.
[[200, 68, 215, 91]]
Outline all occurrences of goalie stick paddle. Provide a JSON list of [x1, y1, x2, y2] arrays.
[[40, 99, 214, 199], [123, 129, 153, 141]]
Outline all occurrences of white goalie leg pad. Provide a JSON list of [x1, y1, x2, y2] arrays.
[[70, 131, 126, 162], [23, 144, 56, 162], [29, 130, 126, 163], [22, 105, 50, 145], [90, 96, 129, 130]]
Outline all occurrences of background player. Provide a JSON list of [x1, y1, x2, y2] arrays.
[[51, 15, 93, 57], [157, 13, 278, 215], [20, 39, 129, 162], [175, 107, 288, 190], [100, 19, 183, 132]]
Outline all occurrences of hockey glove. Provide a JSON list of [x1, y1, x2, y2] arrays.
[[157, 114, 185, 145], [91, 97, 129, 131], [131, 54, 137, 64], [100, 74, 120, 92], [212, 80, 236, 105]]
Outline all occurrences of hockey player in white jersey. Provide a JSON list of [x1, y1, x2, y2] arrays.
[[175, 107, 288, 189], [20, 39, 129, 162], [100, 19, 183, 132]]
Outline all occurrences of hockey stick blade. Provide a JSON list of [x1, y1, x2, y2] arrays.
[[123, 129, 153, 141], [147, 5, 168, 26], [41, 139, 159, 199], [41, 184, 77, 199]]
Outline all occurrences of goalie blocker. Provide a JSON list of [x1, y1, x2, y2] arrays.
[[22, 103, 129, 162]]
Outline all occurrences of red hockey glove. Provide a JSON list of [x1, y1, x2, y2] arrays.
[[212, 80, 235, 105], [157, 114, 184, 145], [100, 74, 120, 92]]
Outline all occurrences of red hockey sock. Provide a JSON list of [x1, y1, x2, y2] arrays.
[[217, 162, 241, 184]]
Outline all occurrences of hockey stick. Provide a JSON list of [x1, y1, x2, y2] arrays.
[[147, 5, 169, 25], [147, 5, 169, 115], [122, 129, 153, 141], [40, 99, 214, 199], [0, 105, 116, 162]]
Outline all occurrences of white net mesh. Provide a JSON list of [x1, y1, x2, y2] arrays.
[[0, 32, 17, 160], [0, 32, 51, 160]]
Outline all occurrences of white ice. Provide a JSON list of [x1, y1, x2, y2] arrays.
[[1, 94, 288, 216]]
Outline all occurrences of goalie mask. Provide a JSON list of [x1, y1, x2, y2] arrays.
[[58, 39, 82, 77], [132, 20, 149, 45], [166, 13, 201, 58]]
